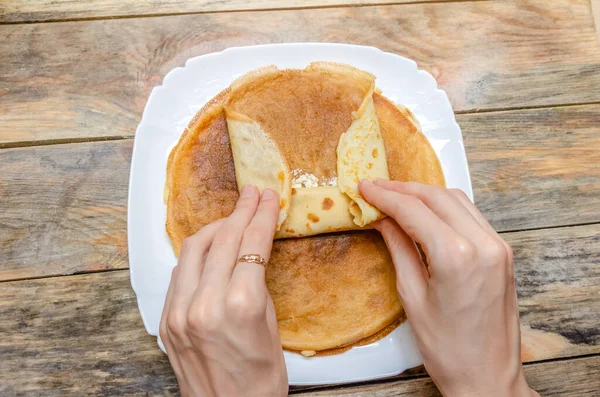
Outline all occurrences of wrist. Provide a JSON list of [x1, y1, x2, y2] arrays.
[[439, 370, 534, 397]]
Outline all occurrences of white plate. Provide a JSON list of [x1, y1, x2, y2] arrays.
[[128, 43, 472, 386]]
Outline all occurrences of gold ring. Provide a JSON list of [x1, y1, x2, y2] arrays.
[[236, 254, 268, 267]]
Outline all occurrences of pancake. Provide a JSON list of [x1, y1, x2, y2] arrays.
[[336, 83, 389, 227], [224, 64, 389, 237], [225, 107, 292, 230], [165, 63, 445, 351]]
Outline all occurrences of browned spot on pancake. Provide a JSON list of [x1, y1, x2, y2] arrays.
[[242, 137, 250, 142], [280, 199, 286, 209], [305, 222, 312, 232], [291, 188, 297, 195], [366, 162, 373, 169], [307, 213, 320, 223], [285, 227, 295, 233], [277, 170, 285, 184], [372, 148, 379, 158], [322, 197, 334, 210]]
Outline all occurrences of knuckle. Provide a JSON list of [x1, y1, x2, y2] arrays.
[[395, 195, 422, 213], [403, 181, 422, 192], [449, 188, 468, 200], [418, 183, 442, 196], [166, 310, 187, 339], [480, 239, 508, 265], [456, 240, 474, 258], [187, 299, 223, 334], [428, 184, 447, 195], [225, 287, 265, 321], [441, 238, 475, 264]]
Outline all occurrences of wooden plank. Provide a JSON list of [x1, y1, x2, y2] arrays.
[[0, 0, 445, 24], [461, 104, 600, 232], [0, 225, 598, 395], [593, 0, 600, 43], [512, 225, 600, 362], [1, 0, 600, 144], [2, 103, 599, 280], [0, 271, 177, 396], [0, 140, 131, 281], [296, 356, 600, 396]]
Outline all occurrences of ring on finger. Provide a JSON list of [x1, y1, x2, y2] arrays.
[[236, 254, 268, 267]]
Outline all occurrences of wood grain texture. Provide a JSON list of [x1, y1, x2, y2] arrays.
[[593, 0, 600, 42], [0, 232, 598, 396], [462, 104, 600, 232], [0, 141, 131, 281], [2, 103, 598, 280], [2, 0, 600, 144], [0, 0, 446, 24], [513, 225, 600, 360], [297, 356, 600, 396]]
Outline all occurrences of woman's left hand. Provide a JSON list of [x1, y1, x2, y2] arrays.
[[159, 185, 288, 397]]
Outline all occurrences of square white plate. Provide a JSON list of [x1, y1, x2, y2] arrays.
[[128, 43, 472, 386]]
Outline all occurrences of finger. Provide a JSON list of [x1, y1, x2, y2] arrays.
[[160, 266, 178, 352], [359, 179, 462, 257], [374, 179, 485, 242], [169, 220, 225, 320], [159, 266, 188, 387], [448, 188, 496, 234], [448, 188, 514, 267], [373, 217, 428, 305], [225, 189, 279, 324], [229, 189, 279, 289], [200, 184, 260, 285]]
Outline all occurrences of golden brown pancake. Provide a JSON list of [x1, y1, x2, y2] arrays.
[[224, 64, 390, 238], [166, 63, 445, 351]]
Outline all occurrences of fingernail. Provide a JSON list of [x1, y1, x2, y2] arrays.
[[374, 178, 386, 184], [360, 179, 373, 186], [241, 184, 254, 198], [261, 188, 276, 201]]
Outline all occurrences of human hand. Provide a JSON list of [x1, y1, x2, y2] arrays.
[[160, 185, 288, 397], [359, 179, 538, 397]]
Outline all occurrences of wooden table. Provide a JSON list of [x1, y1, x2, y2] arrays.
[[1, 0, 599, 395]]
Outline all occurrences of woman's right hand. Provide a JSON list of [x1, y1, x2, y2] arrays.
[[359, 179, 539, 397]]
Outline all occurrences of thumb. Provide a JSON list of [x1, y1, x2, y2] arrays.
[[374, 218, 428, 308]]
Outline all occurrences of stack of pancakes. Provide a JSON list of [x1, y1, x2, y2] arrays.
[[166, 63, 445, 353]]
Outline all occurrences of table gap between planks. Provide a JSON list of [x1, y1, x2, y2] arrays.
[[0, 0, 599, 395]]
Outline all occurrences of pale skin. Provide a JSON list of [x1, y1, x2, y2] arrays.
[[160, 181, 540, 397]]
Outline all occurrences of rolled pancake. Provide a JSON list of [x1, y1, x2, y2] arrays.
[[276, 187, 356, 238], [225, 108, 291, 230], [166, 64, 445, 351], [225, 64, 389, 237], [336, 85, 389, 227]]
